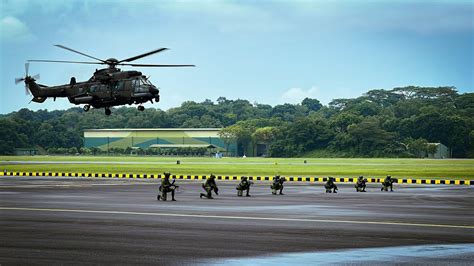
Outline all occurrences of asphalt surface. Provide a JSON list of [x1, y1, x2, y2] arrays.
[[1, 176, 473, 265]]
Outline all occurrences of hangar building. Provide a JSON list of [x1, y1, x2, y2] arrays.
[[84, 128, 237, 156]]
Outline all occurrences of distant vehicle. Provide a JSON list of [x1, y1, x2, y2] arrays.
[[15, 45, 194, 115]]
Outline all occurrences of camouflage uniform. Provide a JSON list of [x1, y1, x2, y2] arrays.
[[200, 174, 219, 199], [381, 175, 396, 192], [355, 176, 367, 192], [157, 173, 177, 201], [236, 176, 253, 197], [325, 177, 338, 193], [271, 175, 286, 195]]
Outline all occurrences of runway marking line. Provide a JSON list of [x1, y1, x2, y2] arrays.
[[1, 172, 472, 185], [1, 207, 473, 230]]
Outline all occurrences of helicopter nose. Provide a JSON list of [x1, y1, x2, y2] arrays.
[[149, 86, 159, 95]]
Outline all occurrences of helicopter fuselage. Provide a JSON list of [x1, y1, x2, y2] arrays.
[[26, 69, 160, 110]]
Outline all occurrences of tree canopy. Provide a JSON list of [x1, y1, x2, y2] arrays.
[[1, 86, 472, 157]]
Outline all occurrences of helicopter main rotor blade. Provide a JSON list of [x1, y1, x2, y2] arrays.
[[54, 44, 106, 63], [118, 48, 169, 63], [120, 63, 195, 67], [28, 59, 105, 65], [25, 62, 29, 76]]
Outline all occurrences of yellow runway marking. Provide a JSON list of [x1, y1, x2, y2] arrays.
[[1, 207, 473, 230]]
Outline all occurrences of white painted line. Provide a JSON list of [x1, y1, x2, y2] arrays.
[[0, 207, 473, 230]]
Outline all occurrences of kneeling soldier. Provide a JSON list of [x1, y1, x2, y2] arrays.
[[325, 176, 338, 193], [157, 172, 177, 201], [236, 176, 253, 197], [200, 174, 219, 199], [271, 175, 286, 195], [355, 176, 367, 192], [381, 175, 396, 192]]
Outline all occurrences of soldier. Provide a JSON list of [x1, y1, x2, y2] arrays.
[[355, 176, 367, 192], [236, 176, 253, 197], [200, 174, 219, 199], [325, 176, 338, 193], [271, 175, 286, 195], [157, 172, 177, 201], [381, 175, 396, 192]]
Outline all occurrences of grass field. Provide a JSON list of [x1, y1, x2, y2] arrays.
[[1, 156, 473, 180]]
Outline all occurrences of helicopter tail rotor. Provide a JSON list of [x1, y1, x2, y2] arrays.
[[15, 62, 40, 95]]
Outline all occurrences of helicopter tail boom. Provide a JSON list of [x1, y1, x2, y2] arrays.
[[24, 77, 44, 97], [26, 79, 48, 103]]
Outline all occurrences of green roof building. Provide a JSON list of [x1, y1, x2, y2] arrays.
[[84, 128, 237, 156]]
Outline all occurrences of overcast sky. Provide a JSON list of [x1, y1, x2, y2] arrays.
[[0, 0, 473, 114]]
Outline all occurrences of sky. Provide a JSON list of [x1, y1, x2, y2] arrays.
[[0, 0, 473, 114]]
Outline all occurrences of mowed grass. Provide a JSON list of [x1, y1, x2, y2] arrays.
[[1, 156, 473, 180]]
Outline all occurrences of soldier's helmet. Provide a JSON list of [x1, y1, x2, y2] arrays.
[[274, 175, 280, 180], [242, 176, 248, 180], [359, 176, 364, 179], [210, 174, 216, 179], [164, 172, 171, 178]]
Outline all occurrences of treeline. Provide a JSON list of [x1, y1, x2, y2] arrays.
[[1, 86, 473, 157]]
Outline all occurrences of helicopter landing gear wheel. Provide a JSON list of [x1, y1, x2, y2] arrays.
[[105, 108, 111, 116], [138, 105, 145, 111], [83, 104, 90, 112]]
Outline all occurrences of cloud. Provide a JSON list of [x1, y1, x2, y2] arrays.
[[281, 86, 363, 105], [0, 0, 76, 16], [281, 87, 321, 104], [109, 0, 292, 33], [287, 0, 474, 34], [0, 16, 34, 42]]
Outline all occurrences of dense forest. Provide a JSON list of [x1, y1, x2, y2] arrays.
[[1, 86, 473, 157]]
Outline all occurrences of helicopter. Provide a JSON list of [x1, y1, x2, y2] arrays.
[[15, 45, 194, 115]]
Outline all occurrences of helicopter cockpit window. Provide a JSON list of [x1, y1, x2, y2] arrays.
[[132, 79, 140, 88], [133, 78, 148, 93], [140, 77, 152, 85]]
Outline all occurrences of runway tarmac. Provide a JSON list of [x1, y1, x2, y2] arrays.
[[1, 176, 473, 265]]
